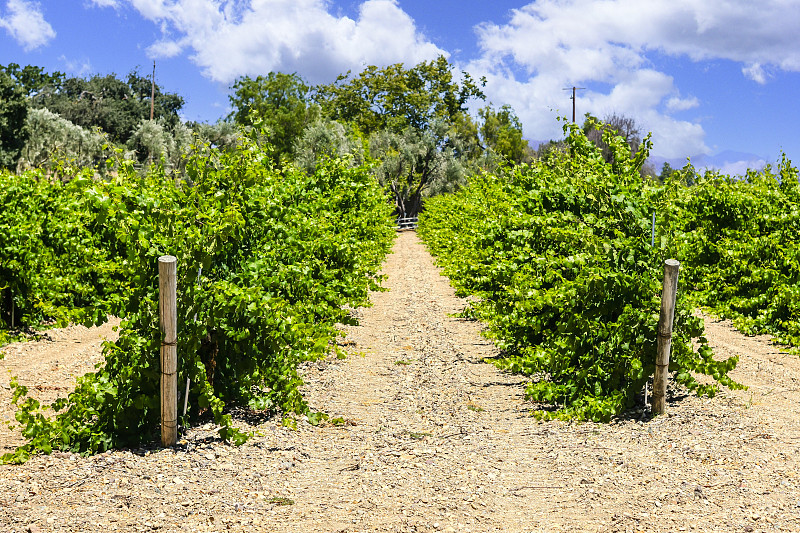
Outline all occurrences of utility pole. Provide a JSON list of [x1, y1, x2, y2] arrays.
[[562, 86, 586, 123], [150, 61, 156, 121]]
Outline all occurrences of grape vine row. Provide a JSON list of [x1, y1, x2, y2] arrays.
[[418, 121, 744, 421], [2, 134, 394, 462]]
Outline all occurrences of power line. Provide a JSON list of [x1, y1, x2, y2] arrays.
[[562, 86, 586, 123]]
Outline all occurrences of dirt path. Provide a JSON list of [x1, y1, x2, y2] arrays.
[[2, 232, 800, 533]]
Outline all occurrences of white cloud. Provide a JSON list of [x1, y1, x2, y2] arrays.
[[465, 0, 800, 158], [88, 0, 119, 7], [107, 0, 444, 84], [147, 38, 182, 58], [742, 63, 768, 84], [716, 158, 767, 176], [666, 96, 700, 112], [0, 0, 55, 51]]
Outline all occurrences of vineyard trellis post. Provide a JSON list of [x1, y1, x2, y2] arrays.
[[652, 259, 680, 415], [158, 255, 178, 446]]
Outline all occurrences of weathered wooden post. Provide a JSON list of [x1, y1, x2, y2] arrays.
[[652, 259, 680, 415], [158, 255, 178, 446]]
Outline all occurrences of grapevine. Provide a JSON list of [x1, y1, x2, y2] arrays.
[[2, 133, 394, 462], [419, 120, 743, 421]]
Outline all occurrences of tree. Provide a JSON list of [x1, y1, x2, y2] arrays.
[[0, 63, 64, 97], [126, 118, 192, 172], [478, 104, 533, 165], [293, 118, 364, 174], [369, 122, 467, 217], [658, 162, 676, 183], [18, 108, 109, 171], [228, 72, 316, 162], [311, 57, 486, 216], [314, 55, 486, 136], [0, 69, 28, 169], [189, 121, 240, 152], [32, 70, 184, 144]]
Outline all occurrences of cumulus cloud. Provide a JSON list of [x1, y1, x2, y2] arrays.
[[0, 0, 55, 51], [100, 0, 444, 84], [466, 0, 800, 158]]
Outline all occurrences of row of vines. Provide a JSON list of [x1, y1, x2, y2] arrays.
[[419, 120, 799, 421], [1, 134, 395, 462], [4, 117, 799, 460]]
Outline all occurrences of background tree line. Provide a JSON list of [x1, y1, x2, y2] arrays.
[[2, 57, 656, 216]]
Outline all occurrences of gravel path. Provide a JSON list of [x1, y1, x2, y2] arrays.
[[2, 231, 800, 532]]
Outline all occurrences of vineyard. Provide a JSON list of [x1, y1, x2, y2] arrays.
[[2, 117, 800, 461], [2, 118, 800, 530], [419, 119, 800, 421], [0, 132, 395, 462]]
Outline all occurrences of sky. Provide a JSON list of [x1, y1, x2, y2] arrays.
[[2, 0, 800, 173]]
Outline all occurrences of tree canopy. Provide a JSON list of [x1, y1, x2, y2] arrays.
[[1, 63, 64, 97], [314, 55, 486, 136], [0, 69, 29, 169], [478, 104, 532, 165], [31, 70, 184, 144], [228, 72, 315, 162]]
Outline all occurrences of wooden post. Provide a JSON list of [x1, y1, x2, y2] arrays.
[[652, 259, 680, 415], [159, 255, 178, 446]]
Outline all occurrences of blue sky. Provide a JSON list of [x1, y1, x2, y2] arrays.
[[2, 0, 799, 172]]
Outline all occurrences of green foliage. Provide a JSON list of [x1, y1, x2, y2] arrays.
[[0, 63, 64, 97], [658, 162, 676, 183], [667, 156, 800, 347], [126, 118, 193, 171], [18, 108, 111, 171], [369, 122, 468, 217], [583, 113, 656, 178], [478, 104, 532, 165], [293, 119, 364, 174], [2, 135, 394, 462], [189, 121, 241, 152], [228, 73, 316, 162], [0, 168, 128, 330], [419, 120, 742, 422], [0, 68, 29, 169], [314, 55, 485, 136], [32, 70, 184, 144]]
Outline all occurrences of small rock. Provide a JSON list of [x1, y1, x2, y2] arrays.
[[27, 525, 41, 533]]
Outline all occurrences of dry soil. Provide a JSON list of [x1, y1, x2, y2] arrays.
[[1, 231, 799, 533]]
